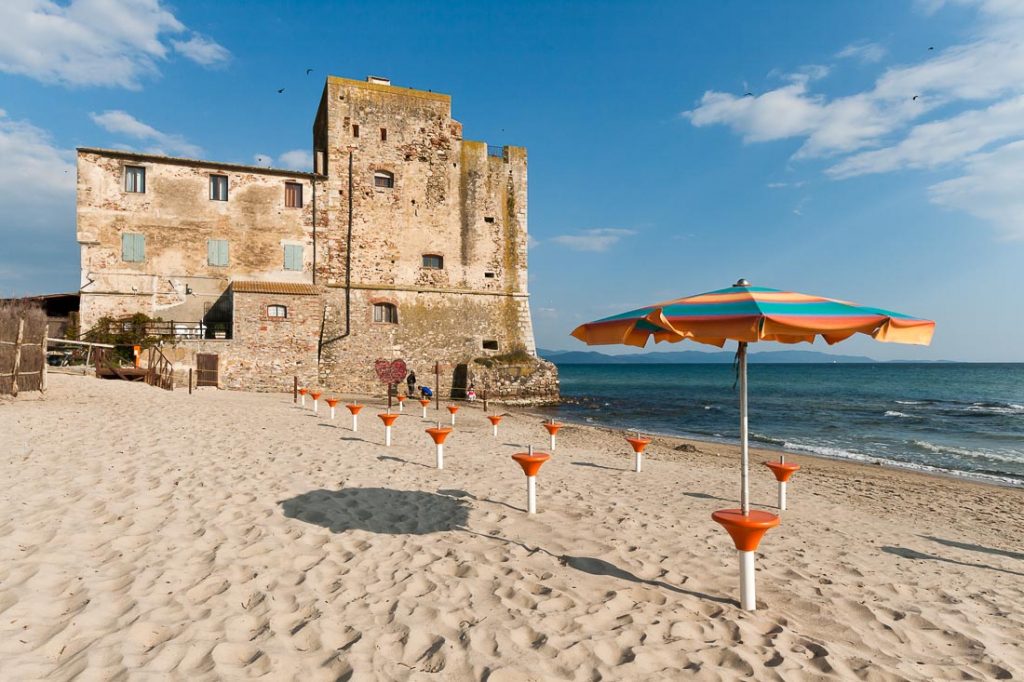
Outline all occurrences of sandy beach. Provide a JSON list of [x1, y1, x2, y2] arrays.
[[2, 373, 1022, 681]]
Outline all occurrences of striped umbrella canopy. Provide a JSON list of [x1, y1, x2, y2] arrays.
[[570, 281, 935, 349], [570, 280, 935, 516]]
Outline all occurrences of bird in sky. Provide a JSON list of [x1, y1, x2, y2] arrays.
[[912, 95, 919, 101], [928, 46, 934, 50], [744, 92, 754, 97], [306, 69, 313, 75], [277, 88, 285, 94]]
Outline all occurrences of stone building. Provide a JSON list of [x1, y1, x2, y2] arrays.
[[76, 75, 557, 402]]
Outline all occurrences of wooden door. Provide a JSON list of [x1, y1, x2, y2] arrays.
[[196, 353, 219, 387]]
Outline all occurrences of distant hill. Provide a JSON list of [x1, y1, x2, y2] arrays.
[[538, 348, 881, 364]]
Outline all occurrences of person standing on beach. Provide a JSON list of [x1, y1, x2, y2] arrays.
[[406, 370, 416, 396]]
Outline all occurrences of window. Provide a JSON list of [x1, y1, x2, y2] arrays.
[[422, 254, 443, 269], [210, 174, 228, 201], [124, 166, 145, 193], [373, 303, 398, 324], [283, 244, 303, 271], [121, 233, 145, 262], [352, 124, 360, 138], [207, 239, 229, 266], [374, 171, 394, 188], [484, 216, 495, 223], [267, 305, 287, 319], [285, 182, 303, 208], [482, 340, 499, 351], [380, 128, 387, 142], [484, 271, 496, 279]]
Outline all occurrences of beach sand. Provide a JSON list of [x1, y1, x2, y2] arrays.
[[1, 373, 1022, 680]]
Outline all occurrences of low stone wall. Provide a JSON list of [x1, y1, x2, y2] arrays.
[[467, 357, 559, 405]]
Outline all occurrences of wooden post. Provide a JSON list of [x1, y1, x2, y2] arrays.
[[293, 375, 298, 403], [434, 361, 440, 411], [11, 318, 24, 397], [189, 368, 193, 395], [40, 328, 47, 393]]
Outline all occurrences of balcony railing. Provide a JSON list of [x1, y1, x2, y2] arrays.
[[102, 320, 230, 340]]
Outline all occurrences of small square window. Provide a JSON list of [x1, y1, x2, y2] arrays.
[[352, 124, 360, 138], [283, 244, 303, 271], [484, 271, 496, 279], [207, 239, 228, 266], [484, 216, 495, 223], [422, 254, 443, 269], [380, 128, 387, 142], [121, 233, 145, 262], [482, 340, 499, 351], [268, 304, 287, 318], [124, 166, 145, 193], [373, 303, 398, 324], [374, 171, 394, 188], [210, 174, 228, 201]]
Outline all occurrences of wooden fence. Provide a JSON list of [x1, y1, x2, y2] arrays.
[[0, 302, 47, 396]]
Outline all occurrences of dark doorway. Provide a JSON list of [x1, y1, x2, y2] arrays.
[[196, 353, 219, 387]]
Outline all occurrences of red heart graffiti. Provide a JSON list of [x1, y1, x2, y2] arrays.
[[374, 358, 408, 385]]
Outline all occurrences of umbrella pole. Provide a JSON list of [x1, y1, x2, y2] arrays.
[[739, 341, 750, 515]]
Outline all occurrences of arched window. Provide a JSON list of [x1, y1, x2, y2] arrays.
[[374, 171, 394, 188], [267, 304, 287, 318], [373, 302, 398, 324], [422, 254, 444, 269]]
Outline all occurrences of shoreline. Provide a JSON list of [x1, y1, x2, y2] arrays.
[[519, 408, 1024, 491]]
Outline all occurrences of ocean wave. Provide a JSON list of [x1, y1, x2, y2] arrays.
[[885, 410, 911, 418], [895, 400, 925, 405], [911, 440, 1024, 464], [966, 403, 1024, 416], [750, 432, 786, 446]]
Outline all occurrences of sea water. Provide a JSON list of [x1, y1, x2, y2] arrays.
[[541, 363, 1024, 487]]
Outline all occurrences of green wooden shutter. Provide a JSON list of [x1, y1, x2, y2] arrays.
[[122, 233, 145, 262], [284, 244, 302, 270], [135, 234, 145, 262], [219, 240, 229, 266], [207, 240, 217, 265], [208, 239, 229, 266]]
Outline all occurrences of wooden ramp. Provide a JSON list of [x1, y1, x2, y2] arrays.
[[96, 365, 149, 381]]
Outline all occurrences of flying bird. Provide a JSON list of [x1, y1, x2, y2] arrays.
[[277, 88, 285, 94], [928, 46, 934, 50], [306, 68, 313, 75], [744, 92, 754, 97], [912, 95, 919, 101]]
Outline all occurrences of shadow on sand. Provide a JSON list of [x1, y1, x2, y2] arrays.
[[279, 486, 731, 604], [882, 546, 1024, 577], [571, 461, 625, 472], [919, 535, 1024, 562]]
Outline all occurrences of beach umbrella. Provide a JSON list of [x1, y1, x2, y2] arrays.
[[570, 279, 935, 609]]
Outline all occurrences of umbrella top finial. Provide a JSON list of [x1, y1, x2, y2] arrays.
[[734, 278, 751, 288]]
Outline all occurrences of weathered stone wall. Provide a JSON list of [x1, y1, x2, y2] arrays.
[[77, 149, 321, 331], [467, 358, 560, 405], [156, 290, 321, 392]]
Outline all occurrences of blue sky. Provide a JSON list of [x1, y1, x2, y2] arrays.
[[1, 0, 1021, 361]]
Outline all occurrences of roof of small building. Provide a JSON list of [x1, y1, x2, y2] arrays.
[[76, 147, 325, 179], [231, 281, 320, 296]]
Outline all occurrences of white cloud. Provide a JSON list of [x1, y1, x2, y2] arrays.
[[837, 41, 887, 64], [277, 149, 310, 171], [90, 110, 202, 157], [171, 34, 230, 67], [551, 228, 636, 252], [928, 140, 1024, 239], [685, 0, 1024, 237], [0, 111, 77, 294], [0, 0, 229, 89]]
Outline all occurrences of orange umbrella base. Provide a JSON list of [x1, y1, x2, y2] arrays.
[[325, 398, 339, 408], [310, 392, 322, 400], [346, 404, 364, 415], [426, 427, 453, 444], [626, 437, 651, 454], [711, 509, 780, 552], [765, 461, 800, 482], [447, 406, 460, 414], [419, 399, 431, 407], [543, 423, 563, 436], [298, 388, 308, 395], [378, 414, 399, 426], [512, 452, 551, 477], [487, 415, 503, 425]]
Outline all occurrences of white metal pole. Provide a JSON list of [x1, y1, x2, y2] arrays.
[[330, 406, 336, 420], [527, 476, 537, 514], [399, 401, 404, 412], [635, 451, 643, 473], [739, 550, 756, 610], [436, 443, 444, 469], [352, 414, 358, 432], [550, 434, 556, 450], [313, 399, 319, 414], [385, 426, 392, 447], [492, 424, 498, 437], [779, 481, 787, 511], [422, 404, 427, 419], [739, 341, 750, 516], [301, 394, 305, 407], [450, 412, 456, 426]]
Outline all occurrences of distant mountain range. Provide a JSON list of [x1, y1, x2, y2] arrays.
[[538, 348, 952, 364]]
